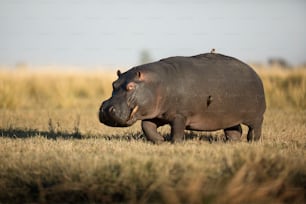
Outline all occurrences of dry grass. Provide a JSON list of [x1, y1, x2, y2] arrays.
[[0, 65, 305, 203], [1, 65, 306, 110], [256, 67, 306, 109], [0, 69, 115, 109]]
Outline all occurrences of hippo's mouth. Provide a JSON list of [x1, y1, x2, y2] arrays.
[[126, 105, 139, 125], [99, 99, 139, 127]]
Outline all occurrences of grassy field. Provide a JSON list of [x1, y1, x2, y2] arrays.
[[0, 66, 305, 203]]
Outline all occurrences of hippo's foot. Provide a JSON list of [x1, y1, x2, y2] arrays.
[[141, 120, 165, 144], [170, 114, 186, 143], [245, 116, 264, 142], [224, 124, 242, 142]]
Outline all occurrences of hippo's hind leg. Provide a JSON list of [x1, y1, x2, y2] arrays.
[[141, 120, 165, 144], [245, 116, 264, 142], [170, 114, 186, 143], [224, 124, 242, 141]]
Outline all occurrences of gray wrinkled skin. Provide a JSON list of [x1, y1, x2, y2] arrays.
[[99, 53, 266, 144]]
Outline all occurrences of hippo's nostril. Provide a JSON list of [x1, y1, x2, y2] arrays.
[[109, 106, 115, 113]]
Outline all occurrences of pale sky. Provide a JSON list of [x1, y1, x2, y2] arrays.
[[1, 0, 306, 68]]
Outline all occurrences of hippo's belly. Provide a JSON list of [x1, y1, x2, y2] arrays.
[[185, 113, 243, 131]]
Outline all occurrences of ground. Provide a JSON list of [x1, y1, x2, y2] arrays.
[[0, 68, 305, 203]]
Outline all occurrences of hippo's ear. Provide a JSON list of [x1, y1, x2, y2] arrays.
[[117, 70, 122, 77], [136, 71, 144, 81]]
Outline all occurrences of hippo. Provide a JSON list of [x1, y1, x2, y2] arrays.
[[99, 52, 266, 143]]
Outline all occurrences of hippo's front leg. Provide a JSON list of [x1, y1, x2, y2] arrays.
[[141, 120, 164, 144], [170, 115, 186, 143]]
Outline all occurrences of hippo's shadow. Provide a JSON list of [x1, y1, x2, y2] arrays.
[[163, 131, 225, 143], [0, 128, 222, 143], [99, 131, 224, 143], [0, 127, 82, 139]]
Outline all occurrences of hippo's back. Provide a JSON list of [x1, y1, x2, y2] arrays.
[[150, 53, 266, 128], [160, 53, 262, 88]]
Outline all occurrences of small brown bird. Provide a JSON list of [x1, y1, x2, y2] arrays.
[[210, 48, 216, 54]]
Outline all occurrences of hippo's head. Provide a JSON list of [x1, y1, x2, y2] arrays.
[[99, 68, 158, 127]]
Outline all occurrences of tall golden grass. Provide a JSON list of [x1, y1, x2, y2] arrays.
[[0, 65, 305, 110], [256, 67, 306, 109], [0, 69, 115, 109], [0, 65, 305, 203]]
